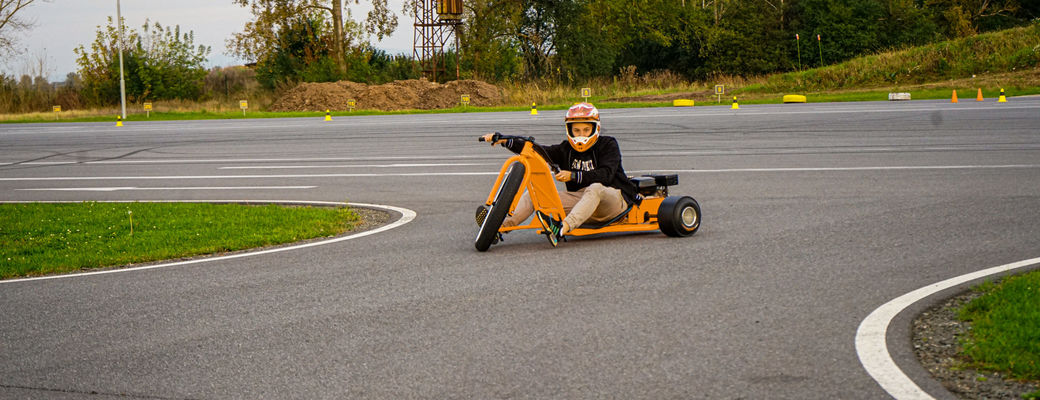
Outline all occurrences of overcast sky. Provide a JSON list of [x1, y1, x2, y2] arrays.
[[3, 0, 413, 80]]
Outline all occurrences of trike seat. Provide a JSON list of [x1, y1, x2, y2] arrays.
[[629, 174, 679, 196], [630, 176, 657, 191]]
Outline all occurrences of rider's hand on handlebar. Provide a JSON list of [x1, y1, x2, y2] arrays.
[[555, 170, 573, 182], [481, 133, 507, 146]]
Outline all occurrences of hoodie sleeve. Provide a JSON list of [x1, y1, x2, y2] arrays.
[[502, 137, 526, 154], [503, 138, 570, 167]]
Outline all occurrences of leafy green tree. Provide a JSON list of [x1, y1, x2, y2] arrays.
[[133, 21, 211, 99], [366, 47, 420, 83], [793, 0, 885, 67], [447, 0, 1035, 82], [229, 0, 397, 79], [73, 17, 210, 104], [73, 17, 138, 105], [925, 0, 1023, 37], [569, 0, 679, 80], [514, 0, 563, 79], [877, 0, 941, 48], [681, 0, 791, 76], [458, 0, 522, 81], [251, 11, 413, 88], [252, 13, 333, 88]]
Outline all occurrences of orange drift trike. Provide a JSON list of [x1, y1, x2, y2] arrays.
[[475, 133, 701, 251]]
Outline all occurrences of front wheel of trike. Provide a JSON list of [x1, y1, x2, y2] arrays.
[[475, 161, 526, 251], [658, 196, 701, 237]]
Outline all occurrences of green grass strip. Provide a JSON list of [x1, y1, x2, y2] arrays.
[[0, 202, 360, 279], [958, 270, 1040, 382]]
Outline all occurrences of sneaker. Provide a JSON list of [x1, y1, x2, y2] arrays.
[[475, 205, 489, 226], [535, 211, 564, 247]]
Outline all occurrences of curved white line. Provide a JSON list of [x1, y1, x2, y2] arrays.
[[856, 257, 1040, 399], [0, 200, 416, 285]]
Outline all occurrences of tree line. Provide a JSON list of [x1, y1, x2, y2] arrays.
[[459, 0, 1037, 82], [1, 0, 1036, 113]]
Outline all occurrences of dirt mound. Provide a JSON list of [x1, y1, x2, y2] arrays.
[[269, 79, 504, 111]]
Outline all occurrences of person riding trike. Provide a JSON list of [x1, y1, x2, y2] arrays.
[[474, 102, 700, 251]]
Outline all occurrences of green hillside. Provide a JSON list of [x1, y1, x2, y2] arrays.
[[759, 22, 1040, 92]]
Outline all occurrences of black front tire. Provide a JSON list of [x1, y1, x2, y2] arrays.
[[475, 161, 526, 251], [658, 196, 701, 237]]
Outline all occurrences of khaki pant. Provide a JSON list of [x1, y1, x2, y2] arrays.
[[502, 183, 627, 230]]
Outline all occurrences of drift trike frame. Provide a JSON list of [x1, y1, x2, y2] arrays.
[[475, 133, 700, 251]]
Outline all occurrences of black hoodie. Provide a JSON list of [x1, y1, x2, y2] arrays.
[[503, 135, 641, 206]]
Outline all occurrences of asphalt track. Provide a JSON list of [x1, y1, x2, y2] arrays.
[[1, 99, 1039, 399]]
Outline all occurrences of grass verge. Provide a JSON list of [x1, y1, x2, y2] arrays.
[[0, 202, 360, 279], [0, 104, 549, 123], [957, 270, 1040, 388], [6, 76, 1037, 125]]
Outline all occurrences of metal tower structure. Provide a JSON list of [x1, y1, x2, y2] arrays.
[[413, 0, 462, 81]]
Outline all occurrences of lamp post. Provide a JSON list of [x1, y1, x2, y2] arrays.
[[116, 0, 126, 121]]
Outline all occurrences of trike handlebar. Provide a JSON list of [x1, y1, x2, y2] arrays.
[[480, 132, 559, 174], [477, 132, 498, 142]]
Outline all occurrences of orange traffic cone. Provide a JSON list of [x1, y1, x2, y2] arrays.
[[976, 88, 984, 101], [951, 90, 958, 103]]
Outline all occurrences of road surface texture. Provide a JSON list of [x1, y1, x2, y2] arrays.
[[2, 99, 1039, 399]]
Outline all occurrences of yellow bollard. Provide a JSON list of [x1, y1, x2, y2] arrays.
[[325, 109, 332, 121], [998, 88, 1007, 103], [783, 94, 807, 103], [731, 96, 739, 110], [116, 115, 123, 127], [530, 102, 538, 115]]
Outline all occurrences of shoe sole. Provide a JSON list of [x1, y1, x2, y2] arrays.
[[535, 212, 560, 247], [475, 205, 489, 226]]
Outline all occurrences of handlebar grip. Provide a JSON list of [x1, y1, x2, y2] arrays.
[[479, 132, 502, 143]]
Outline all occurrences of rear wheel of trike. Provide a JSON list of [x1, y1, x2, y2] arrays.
[[658, 196, 701, 237], [475, 161, 526, 251]]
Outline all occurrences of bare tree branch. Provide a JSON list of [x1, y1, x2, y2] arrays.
[[0, 0, 48, 56]]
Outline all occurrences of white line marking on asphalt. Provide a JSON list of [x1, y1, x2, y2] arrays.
[[15, 186, 317, 192], [855, 257, 1040, 399], [0, 170, 499, 179], [0, 200, 417, 285], [3, 164, 1039, 182], [1, 101, 1037, 137], [219, 163, 490, 170], [609, 104, 1040, 119], [0, 155, 492, 166]]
